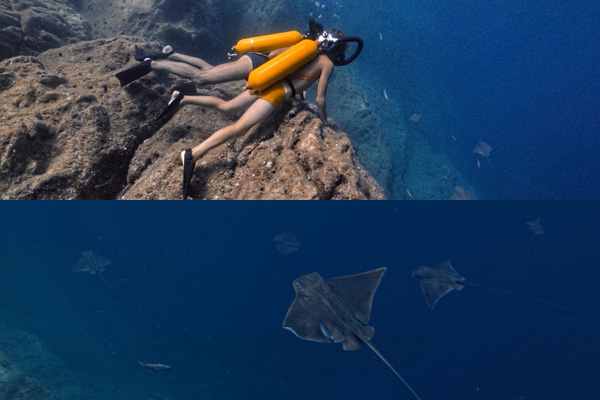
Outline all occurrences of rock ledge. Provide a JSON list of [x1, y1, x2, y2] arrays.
[[0, 38, 384, 200]]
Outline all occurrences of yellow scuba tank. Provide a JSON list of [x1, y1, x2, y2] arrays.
[[247, 39, 318, 92], [231, 31, 304, 56]]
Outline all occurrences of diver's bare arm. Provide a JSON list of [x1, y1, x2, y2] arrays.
[[316, 62, 333, 124]]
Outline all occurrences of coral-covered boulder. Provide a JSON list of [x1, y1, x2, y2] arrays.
[[0, 0, 91, 61], [122, 100, 383, 200], [71, 0, 227, 62]]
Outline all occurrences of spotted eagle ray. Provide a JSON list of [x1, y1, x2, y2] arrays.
[[72, 251, 112, 283], [273, 230, 300, 255], [283, 268, 423, 400], [412, 260, 564, 310], [526, 218, 545, 235]]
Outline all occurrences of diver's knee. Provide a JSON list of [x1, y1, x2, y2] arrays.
[[192, 70, 208, 85], [218, 102, 239, 114], [230, 122, 250, 137], [221, 107, 238, 115]]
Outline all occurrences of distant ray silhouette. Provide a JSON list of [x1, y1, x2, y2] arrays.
[[409, 113, 422, 122], [526, 218, 545, 235], [72, 251, 112, 283], [473, 141, 495, 170], [473, 141, 492, 157], [283, 268, 423, 400], [449, 186, 475, 200], [274, 231, 300, 255], [412, 260, 564, 310]]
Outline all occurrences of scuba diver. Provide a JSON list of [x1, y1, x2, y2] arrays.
[[115, 30, 309, 87], [115, 44, 283, 87], [155, 21, 363, 199]]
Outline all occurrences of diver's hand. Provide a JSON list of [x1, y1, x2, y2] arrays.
[[317, 98, 327, 125], [326, 118, 340, 129]]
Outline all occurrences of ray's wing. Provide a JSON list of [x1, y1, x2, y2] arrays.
[[325, 267, 386, 325], [526, 218, 544, 234], [283, 294, 344, 343], [418, 277, 458, 309], [92, 253, 113, 268], [274, 231, 300, 255], [276, 242, 295, 255], [432, 260, 460, 277], [72, 251, 112, 275], [72, 255, 92, 273]]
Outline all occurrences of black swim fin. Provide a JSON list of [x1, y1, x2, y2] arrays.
[[134, 45, 174, 62], [115, 59, 152, 86], [155, 91, 184, 122], [181, 149, 196, 200]]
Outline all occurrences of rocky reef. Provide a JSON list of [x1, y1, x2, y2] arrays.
[[0, 37, 383, 199], [320, 67, 471, 200], [0, 330, 54, 400], [0, 326, 121, 400], [0, 0, 92, 61], [69, 0, 232, 61]]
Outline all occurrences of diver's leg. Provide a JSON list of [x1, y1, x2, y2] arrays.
[[194, 56, 254, 84], [151, 60, 206, 81], [168, 52, 213, 69], [190, 99, 274, 160], [152, 57, 252, 85], [181, 90, 256, 114]]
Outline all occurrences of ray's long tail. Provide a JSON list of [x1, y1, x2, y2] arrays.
[[465, 281, 565, 310], [365, 341, 423, 400]]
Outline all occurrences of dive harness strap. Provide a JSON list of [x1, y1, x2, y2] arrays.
[[283, 78, 297, 97]]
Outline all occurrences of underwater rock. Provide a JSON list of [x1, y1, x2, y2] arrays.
[[0, 331, 52, 399], [0, 328, 111, 400], [0, 37, 383, 200], [0, 0, 92, 62], [69, 0, 227, 62], [0, 38, 158, 199], [450, 186, 475, 200], [121, 97, 384, 200], [321, 67, 402, 197], [323, 66, 471, 200]]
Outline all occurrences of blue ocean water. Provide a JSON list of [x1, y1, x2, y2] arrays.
[[305, 0, 600, 199], [0, 202, 598, 399]]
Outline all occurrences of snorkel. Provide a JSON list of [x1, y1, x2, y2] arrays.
[[317, 31, 363, 66], [305, 18, 325, 40], [307, 19, 363, 66]]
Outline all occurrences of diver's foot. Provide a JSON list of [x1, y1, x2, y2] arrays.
[[155, 91, 184, 122], [115, 59, 152, 86], [181, 148, 196, 200], [134, 45, 175, 62]]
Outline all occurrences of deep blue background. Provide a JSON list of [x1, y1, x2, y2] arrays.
[[0, 202, 598, 399], [310, 0, 600, 199]]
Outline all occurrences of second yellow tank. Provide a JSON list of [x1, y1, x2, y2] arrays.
[[232, 31, 304, 56], [247, 39, 318, 92]]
